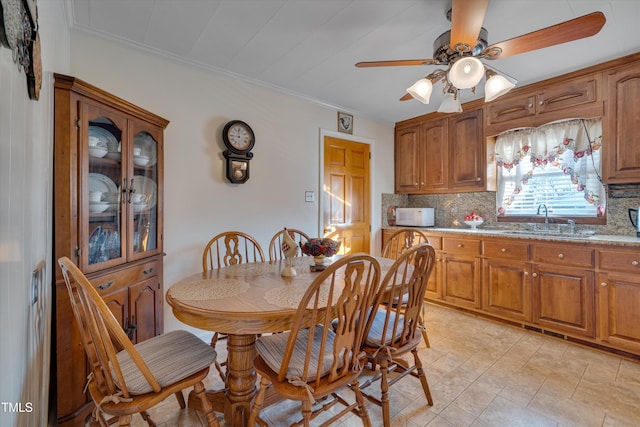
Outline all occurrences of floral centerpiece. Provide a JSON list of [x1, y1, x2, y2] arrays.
[[300, 238, 341, 266]]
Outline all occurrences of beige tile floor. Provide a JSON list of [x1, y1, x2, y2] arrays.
[[126, 303, 640, 426]]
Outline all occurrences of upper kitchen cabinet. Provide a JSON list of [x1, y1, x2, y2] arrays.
[[485, 73, 604, 136], [603, 59, 640, 183], [395, 102, 493, 194], [394, 118, 448, 193]]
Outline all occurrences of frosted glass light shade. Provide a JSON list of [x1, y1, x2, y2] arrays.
[[406, 78, 433, 104], [448, 57, 484, 89], [438, 93, 462, 113], [484, 73, 516, 102]]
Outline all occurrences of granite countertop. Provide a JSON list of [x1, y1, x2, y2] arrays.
[[384, 226, 640, 247]]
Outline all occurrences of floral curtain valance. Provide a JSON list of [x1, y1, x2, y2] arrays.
[[495, 118, 602, 168], [495, 118, 605, 217]]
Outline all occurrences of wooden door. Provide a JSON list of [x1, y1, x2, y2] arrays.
[[421, 118, 448, 191], [598, 272, 640, 353], [532, 265, 595, 338], [129, 278, 162, 343], [394, 125, 421, 193], [603, 62, 640, 183], [323, 136, 370, 254], [449, 108, 485, 190], [442, 254, 481, 309], [483, 259, 532, 322]]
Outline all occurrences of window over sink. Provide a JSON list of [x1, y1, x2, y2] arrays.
[[495, 118, 605, 223]]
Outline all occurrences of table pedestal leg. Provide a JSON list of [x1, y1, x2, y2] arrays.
[[188, 333, 257, 426], [225, 333, 258, 426]]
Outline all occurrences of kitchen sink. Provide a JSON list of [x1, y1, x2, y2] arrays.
[[501, 229, 595, 239]]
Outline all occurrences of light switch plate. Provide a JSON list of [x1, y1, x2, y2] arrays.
[[305, 191, 315, 202]]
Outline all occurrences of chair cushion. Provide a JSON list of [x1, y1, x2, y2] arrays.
[[115, 330, 216, 395], [365, 308, 405, 347], [256, 325, 343, 382]]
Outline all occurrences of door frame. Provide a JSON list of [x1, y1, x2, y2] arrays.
[[318, 128, 375, 249]]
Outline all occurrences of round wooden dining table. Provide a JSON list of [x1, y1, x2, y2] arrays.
[[166, 255, 396, 426]]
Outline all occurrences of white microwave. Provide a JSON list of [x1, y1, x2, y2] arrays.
[[395, 208, 435, 227]]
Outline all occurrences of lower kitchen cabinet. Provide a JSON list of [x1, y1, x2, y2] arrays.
[[441, 237, 481, 309], [598, 272, 640, 354], [532, 264, 595, 338], [383, 227, 640, 358], [483, 259, 531, 322]]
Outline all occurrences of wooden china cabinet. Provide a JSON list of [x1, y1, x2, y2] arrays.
[[53, 74, 169, 426]]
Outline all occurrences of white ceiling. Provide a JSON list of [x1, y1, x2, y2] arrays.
[[66, 0, 640, 125]]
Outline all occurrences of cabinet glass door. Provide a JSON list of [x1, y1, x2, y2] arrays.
[[128, 123, 162, 259], [82, 103, 128, 271]]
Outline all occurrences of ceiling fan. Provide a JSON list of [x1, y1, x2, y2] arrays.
[[356, 0, 606, 111]]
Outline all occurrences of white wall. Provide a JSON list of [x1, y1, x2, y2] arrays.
[[68, 31, 395, 334], [0, 1, 69, 426]]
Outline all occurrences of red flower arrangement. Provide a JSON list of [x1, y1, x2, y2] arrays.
[[300, 238, 341, 257]]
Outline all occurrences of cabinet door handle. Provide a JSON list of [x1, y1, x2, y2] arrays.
[[558, 253, 565, 259], [143, 268, 154, 275], [524, 271, 529, 276], [501, 248, 507, 253], [97, 281, 113, 290], [476, 177, 481, 182], [601, 282, 607, 287], [632, 260, 639, 266], [532, 272, 538, 278], [457, 244, 463, 248]]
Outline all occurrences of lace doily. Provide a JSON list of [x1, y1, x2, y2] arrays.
[[169, 278, 249, 301], [264, 281, 342, 309], [220, 263, 277, 277]]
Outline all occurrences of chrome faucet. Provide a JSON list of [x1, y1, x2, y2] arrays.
[[567, 219, 576, 234], [537, 204, 549, 227]]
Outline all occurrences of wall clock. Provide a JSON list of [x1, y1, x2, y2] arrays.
[[222, 120, 254, 184]]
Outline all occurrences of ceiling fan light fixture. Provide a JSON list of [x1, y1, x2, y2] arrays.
[[437, 88, 463, 113], [448, 56, 485, 89], [484, 69, 516, 102], [407, 78, 433, 104]]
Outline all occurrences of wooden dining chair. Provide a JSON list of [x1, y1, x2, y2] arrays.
[[381, 228, 432, 347], [268, 228, 310, 261], [202, 231, 265, 379], [57, 257, 220, 427], [381, 228, 429, 259], [248, 254, 383, 427], [202, 231, 265, 271], [359, 244, 437, 427]]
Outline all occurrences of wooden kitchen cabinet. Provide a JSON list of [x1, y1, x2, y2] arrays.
[[482, 240, 532, 322], [531, 244, 596, 338], [448, 109, 486, 190], [394, 105, 488, 194], [394, 118, 448, 193], [598, 248, 640, 353], [485, 73, 603, 136], [53, 74, 168, 426], [441, 237, 482, 309], [602, 60, 640, 183], [532, 265, 595, 338]]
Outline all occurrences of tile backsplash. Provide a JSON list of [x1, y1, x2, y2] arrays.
[[382, 191, 640, 237]]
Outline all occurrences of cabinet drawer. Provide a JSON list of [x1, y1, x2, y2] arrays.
[[483, 240, 530, 260], [90, 259, 160, 295], [599, 249, 640, 274], [443, 238, 481, 256], [533, 244, 594, 268]]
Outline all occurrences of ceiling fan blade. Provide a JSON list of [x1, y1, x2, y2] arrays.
[[355, 59, 441, 67], [450, 0, 490, 52], [482, 11, 606, 60], [400, 93, 413, 101]]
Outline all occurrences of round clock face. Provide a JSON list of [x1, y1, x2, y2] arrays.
[[223, 120, 255, 153]]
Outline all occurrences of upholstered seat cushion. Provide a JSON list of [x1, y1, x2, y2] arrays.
[[114, 330, 217, 395], [365, 309, 405, 347], [256, 325, 343, 381]]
